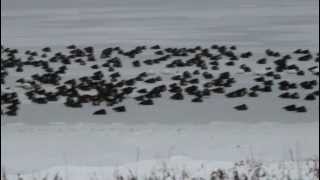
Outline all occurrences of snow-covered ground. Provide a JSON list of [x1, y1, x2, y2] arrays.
[[1, 0, 319, 179], [3, 156, 320, 180], [1, 122, 319, 175]]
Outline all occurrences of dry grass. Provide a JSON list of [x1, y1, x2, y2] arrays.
[[2, 158, 319, 180]]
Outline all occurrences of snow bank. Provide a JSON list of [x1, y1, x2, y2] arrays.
[[3, 156, 319, 180]]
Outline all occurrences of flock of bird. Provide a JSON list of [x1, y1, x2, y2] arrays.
[[1, 44, 319, 116]]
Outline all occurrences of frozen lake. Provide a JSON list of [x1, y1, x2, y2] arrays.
[[1, 0, 319, 50]]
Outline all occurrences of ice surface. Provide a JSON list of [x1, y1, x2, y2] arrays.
[[1, 0, 319, 51]]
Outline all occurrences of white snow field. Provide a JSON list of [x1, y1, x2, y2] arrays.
[[1, 0, 319, 179], [1, 122, 319, 179]]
